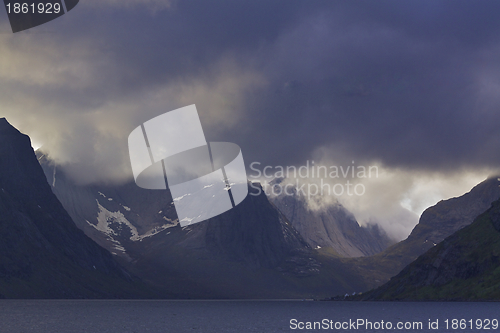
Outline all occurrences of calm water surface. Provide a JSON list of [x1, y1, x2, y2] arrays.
[[0, 300, 498, 332]]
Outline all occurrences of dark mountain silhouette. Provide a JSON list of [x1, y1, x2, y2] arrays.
[[0, 118, 156, 298]]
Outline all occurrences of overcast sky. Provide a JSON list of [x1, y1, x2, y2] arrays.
[[1, 0, 500, 239]]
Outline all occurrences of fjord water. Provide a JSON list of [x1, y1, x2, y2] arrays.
[[0, 300, 498, 332]]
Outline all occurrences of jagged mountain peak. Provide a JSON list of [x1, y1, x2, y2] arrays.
[[0, 118, 26, 138]]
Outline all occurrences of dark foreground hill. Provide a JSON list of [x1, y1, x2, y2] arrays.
[[339, 176, 500, 293], [0, 118, 158, 298], [362, 196, 500, 301]]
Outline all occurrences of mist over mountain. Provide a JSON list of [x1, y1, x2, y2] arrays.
[[38, 155, 311, 264], [269, 184, 394, 257], [4, 1, 500, 256], [28, 115, 500, 298], [383, 176, 500, 263]]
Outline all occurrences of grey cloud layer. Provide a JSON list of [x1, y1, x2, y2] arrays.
[[1, 0, 500, 181]]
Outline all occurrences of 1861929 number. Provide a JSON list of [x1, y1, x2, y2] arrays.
[[6, 3, 61, 14], [444, 319, 499, 330]]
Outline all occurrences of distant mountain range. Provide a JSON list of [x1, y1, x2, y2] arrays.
[[0, 118, 156, 298], [37, 133, 500, 298], [3, 117, 499, 299], [36, 146, 401, 298]]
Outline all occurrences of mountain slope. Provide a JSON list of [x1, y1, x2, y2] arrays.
[[0, 118, 156, 298], [363, 196, 500, 301], [338, 176, 500, 292], [128, 184, 324, 298]]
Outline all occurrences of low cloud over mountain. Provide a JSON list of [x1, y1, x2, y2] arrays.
[[2, 1, 500, 237]]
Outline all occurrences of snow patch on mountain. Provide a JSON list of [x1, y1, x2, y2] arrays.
[[87, 200, 178, 244], [85, 218, 126, 253], [174, 194, 190, 201], [136, 220, 179, 241], [88, 200, 140, 241]]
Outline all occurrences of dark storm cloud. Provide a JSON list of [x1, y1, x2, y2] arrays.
[[2, 0, 500, 179], [2, 0, 500, 237], [231, 0, 500, 172]]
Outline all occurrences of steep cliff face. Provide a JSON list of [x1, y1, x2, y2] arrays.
[[271, 192, 393, 257], [0, 118, 154, 298], [364, 197, 500, 301]]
